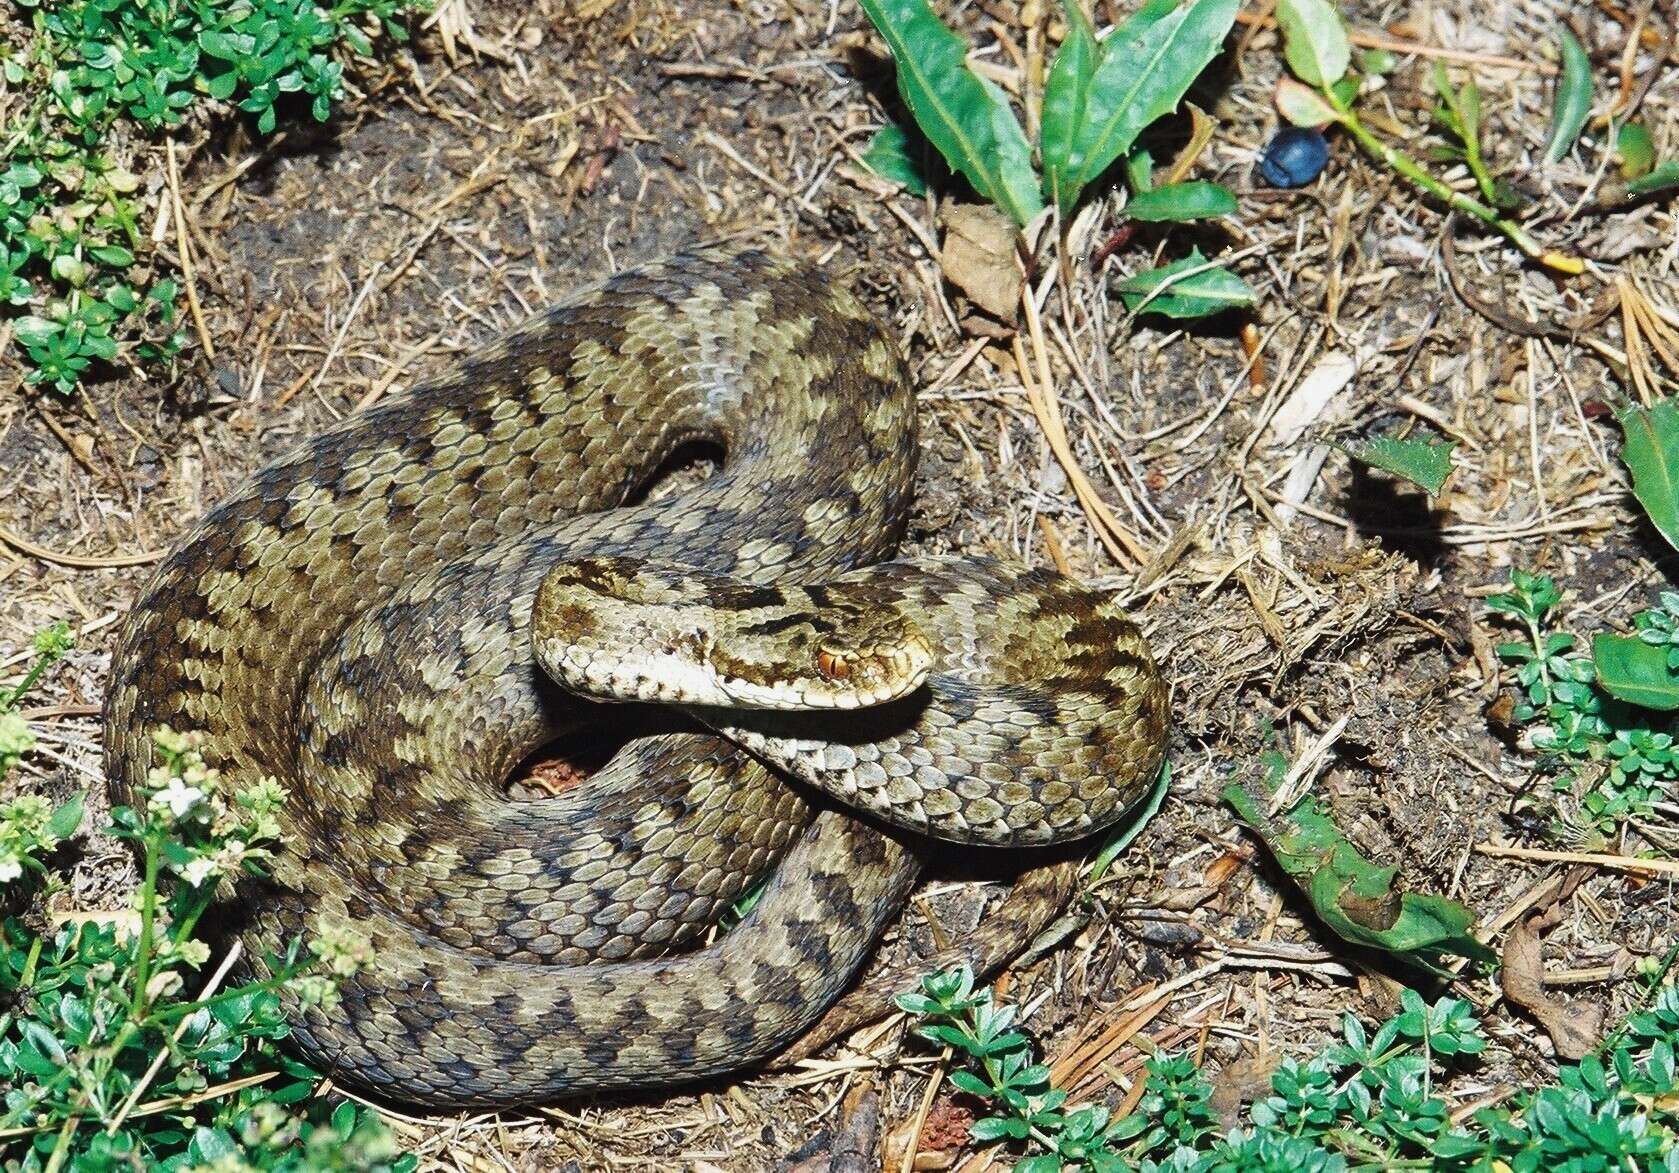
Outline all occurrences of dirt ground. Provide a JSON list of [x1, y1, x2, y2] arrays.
[[2, 0, 1677, 1167]]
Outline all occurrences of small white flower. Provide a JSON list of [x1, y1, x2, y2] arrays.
[[149, 776, 205, 820], [179, 855, 219, 886], [0, 855, 22, 883]]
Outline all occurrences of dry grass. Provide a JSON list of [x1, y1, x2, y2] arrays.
[[2, 0, 1678, 1167]]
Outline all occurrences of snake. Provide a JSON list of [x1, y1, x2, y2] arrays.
[[103, 246, 1169, 1107]]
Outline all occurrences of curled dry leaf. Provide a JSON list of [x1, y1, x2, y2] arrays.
[[1501, 907, 1602, 1060], [1209, 1049, 1283, 1131], [939, 202, 1022, 323]]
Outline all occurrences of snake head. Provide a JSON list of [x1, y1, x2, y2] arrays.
[[533, 557, 933, 711]]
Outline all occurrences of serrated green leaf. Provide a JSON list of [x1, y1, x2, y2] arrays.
[[1277, 0, 1350, 89], [862, 122, 929, 195], [858, 0, 1042, 224], [1123, 180, 1235, 221], [1059, 0, 1239, 207], [1619, 401, 1679, 552], [1337, 435, 1457, 495], [1627, 160, 1679, 196], [1593, 633, 1679, 710], [1545, 26, 1592, 164], [1116, 248, 1254, 319], [1041, 0, 1100, 209]]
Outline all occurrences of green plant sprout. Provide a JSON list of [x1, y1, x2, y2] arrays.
[[899, 962, 1679, 1171], [0, 708, 413, 1170], [857, 0, 1253, 319], [2, 0, 426, 395], [1271, 0, 1581, 275], [1489, 570, 1679, 839]]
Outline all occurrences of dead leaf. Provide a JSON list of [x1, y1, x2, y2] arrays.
[[1502, 909, 1602, 1060], [1209, 1049, 1281, 1130], [940, 203, 1021, 323]]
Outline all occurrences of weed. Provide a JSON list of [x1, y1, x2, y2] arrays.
[[898, 962, 1679, 1171], [2, 0, 426, 395], [1489, 570, 1679, 840], [858, 0, 1252, 319], [0, 634, 412, 1171]]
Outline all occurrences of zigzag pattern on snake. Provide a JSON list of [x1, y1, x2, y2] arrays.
[[103, 246, 1168, 1106]]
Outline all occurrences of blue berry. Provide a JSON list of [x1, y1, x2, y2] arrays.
[[1260, 127, 1329, 188]]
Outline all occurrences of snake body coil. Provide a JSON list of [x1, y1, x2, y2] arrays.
[[104, 248, 1168, 1106]]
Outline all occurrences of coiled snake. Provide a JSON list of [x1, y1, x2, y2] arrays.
[[104, 247, 1168, 1106]]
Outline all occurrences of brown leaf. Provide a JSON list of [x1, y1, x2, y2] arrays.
[[1502, 911, 1602, 1060], [939, 203, 1021, 323], [1209, 1049, 1281, 1130]]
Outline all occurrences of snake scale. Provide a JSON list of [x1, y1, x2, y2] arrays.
[[103, 246, 1169, 1106]]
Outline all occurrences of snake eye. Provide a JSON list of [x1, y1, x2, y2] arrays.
[[816, 649, 851, 680]]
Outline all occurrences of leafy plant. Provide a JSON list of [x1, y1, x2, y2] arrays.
[[1271, 0, 1580, 274], [0, 717, 412, 1170], [899, 963, 1679, 1171], [1489, 570, 1679, 838], [2, 0, 425, 395], [858, 0, 1251, 317]]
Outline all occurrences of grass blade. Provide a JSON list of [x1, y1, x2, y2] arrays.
[[1619, 401, 1679, 552], [1277, 0, 1350, 89], [1544, 26, 1592, 164], [1065, 0, 1239, 205], [1041, 0, 1100, 210], [857, 0, 1043, 224], [1593, 633, 1679, 710]]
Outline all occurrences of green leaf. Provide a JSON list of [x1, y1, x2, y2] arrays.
[[1223, 782, 1496, 970], [1619, 401, 1679, 552], [1337, 435, 1457, 495], [88, 243, 134, 267], [1274, 75, 1341, 128], [857, 0, 1043, 224], [46, 792, 84, 840], [1593, 633, 1679, 710], [1616, 121, 1655, 179], [1123, 180, 1235, 221], [1041, 0, 1100, 208], [862, 122, 929, 195], [1116, 248, 1254, 319], [1277, 0, 1351, 89], [1544, 26, 1592, 164], [1060, 0, 1240, 207], [13, 315, 59, 348], [1627, 160, 1679, 196], [1124, 147, 1154, 193]]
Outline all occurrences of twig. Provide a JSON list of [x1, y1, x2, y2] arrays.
[[1474, 843, 1679, 876], [165, 138, 215, 361], [0, 523, 163, 569]]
